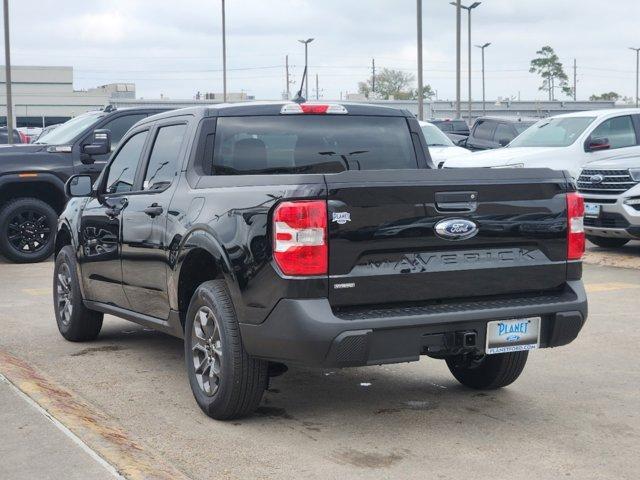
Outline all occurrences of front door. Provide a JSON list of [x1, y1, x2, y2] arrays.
[[121, 121, 188, 319], [78, 129, 150, 307], [586, 114, 640, 163]]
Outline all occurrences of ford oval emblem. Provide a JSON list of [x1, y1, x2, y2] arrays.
[[434, 218, 479, 241]]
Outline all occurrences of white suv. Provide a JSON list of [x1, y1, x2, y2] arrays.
[[577, 153, 640, 248], [443, 109, 640, 179]]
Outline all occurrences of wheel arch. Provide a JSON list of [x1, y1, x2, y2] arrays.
[[172, 229, 237, 330], [0, 174, 67, 214]]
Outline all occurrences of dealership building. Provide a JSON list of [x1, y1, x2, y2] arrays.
[[0, 65, 134, 128]]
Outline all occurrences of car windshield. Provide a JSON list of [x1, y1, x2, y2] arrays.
[[35, 112, 104, 145], [508, 117, 595, 148], [421, 124, 455, 147]]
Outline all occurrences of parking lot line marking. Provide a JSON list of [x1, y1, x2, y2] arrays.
[[585, 282, 640, 293], [22, 288, 50, 296], [0, 350, 191, 480]]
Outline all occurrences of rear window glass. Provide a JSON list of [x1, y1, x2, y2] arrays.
[[208, 115, 417, 175]]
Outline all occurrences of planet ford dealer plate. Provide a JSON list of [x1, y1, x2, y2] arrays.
[[486, 317, 541, 355]]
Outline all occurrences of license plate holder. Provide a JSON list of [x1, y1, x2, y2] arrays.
[[486, 317, 541, 355], [584, 203, 601, 218]]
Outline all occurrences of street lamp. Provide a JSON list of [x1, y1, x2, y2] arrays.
[[3, 0, 14, 144], [221, 0, 227, 102], [298, 38, 314, 100], [630, 47, 640, 108], [476, 42, 490, 115], [451, 2, 481, 123], [417, 0, 424, 120]]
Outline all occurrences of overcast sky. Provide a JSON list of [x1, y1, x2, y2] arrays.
[[6, 0, 640, 101]]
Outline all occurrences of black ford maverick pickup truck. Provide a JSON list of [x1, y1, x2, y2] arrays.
[[54, 102, 588, 419]]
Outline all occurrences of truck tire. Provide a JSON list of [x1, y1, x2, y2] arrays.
[[587, 236, 629, 248], [446, 351, 528, 390], [53, 246, 103, 341], [0, 197, 57, 263], [185, 280, 268, 420]]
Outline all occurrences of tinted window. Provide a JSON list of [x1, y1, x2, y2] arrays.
[[473, 120, 495, 140], [509, 117, 595, 148], [436, 122, 453, 132], [143, 124, 187, 190], [105, 131, 148, 194], [494, 123, 515, 143], [452, 120, 469, 132], [210, 116, 417, 175], [590, 115, 637, 149], [101, 114, 147, 150]]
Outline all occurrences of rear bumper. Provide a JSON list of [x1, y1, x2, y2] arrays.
[[240, 280, 588, 368]]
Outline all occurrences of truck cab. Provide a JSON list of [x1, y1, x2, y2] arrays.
[[0, 106, 168, 263]]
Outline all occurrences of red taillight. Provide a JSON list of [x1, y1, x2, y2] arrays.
[[567, 192, 585, 260], [273, 200, 328, 276]]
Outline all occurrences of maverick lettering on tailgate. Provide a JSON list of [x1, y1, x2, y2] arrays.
[[353, 248, 544, 275]]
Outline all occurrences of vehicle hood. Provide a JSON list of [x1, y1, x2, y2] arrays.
[[582, 155, 640, 170], [428, 146, 472, 164], [0, 144, 68, 174], [0, 144, 48, 155], [442, 147, 568, 168]]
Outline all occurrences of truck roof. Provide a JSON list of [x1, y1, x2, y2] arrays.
[[140, 102, 413, 125]]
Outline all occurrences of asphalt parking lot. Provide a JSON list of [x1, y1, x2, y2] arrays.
[[1, 243, 639, 480]]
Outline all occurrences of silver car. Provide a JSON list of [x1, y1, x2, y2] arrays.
[[577, 153, 640, 247]]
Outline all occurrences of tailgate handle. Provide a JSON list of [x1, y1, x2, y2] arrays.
[[435, 191, 478, 213]]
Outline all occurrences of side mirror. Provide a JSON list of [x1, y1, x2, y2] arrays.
[[65, 174, 93, 198], [586, 137, 610, 152], [498, 138, 510, 147], [82, 129, 112, 158]]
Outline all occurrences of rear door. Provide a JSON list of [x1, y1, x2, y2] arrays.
[[120, 119, 189, 319], [325, 169, 569, 308]]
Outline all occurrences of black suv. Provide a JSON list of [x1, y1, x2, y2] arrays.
[[0, 107, 167, 262], [55, 102, 587, 420], [464, 116, 536, 151]]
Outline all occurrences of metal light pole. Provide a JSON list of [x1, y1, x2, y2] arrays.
[[417, 0, 424, 120], [452, 2, 481, 122], [298, 38, 314, 100], [454, 0, 461, 118], [630, 47, 640, 108], [475, 42, 490, 115], [3, 0, 13, 144], [221, 0, 227, 102]]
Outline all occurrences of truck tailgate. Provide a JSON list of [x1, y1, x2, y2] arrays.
[[325, 168, 570, 307]]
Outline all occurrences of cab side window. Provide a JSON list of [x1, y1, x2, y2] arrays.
[[101, 114, 148, 150], [473, 120, 495, 140], [143, 124, 187, 191], [105, 131, 148, 194], [494, 123, 515, 143], [590, 115, 637, 149]]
